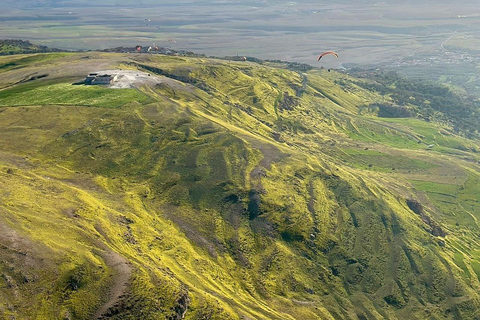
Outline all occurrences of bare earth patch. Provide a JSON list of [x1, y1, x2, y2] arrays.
[[89, 69, 167, 89]]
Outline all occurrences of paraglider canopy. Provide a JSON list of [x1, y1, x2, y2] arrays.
[[317, 51, 338, 61]]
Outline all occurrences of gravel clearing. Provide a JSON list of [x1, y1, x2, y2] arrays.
[[91, 69, 165, 88]]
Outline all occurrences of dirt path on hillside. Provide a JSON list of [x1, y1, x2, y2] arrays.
[[0, 213, 132, 320], [92, 225, 133, 320], [93, 248, 132, 319]]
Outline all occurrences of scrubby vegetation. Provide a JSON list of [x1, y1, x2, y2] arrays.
[[351, 69, 480, 138], [0, 39, 61, 55], [1, 52, 480, 319]]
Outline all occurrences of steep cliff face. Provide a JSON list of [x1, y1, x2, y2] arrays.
[[1, 52, 480, 319]]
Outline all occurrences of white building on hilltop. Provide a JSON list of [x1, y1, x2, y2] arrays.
[[85, 73, 118, 85]]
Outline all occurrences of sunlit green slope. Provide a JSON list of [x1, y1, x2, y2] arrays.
[[1, 52, 480, 320]]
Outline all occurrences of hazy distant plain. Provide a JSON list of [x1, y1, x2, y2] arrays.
[[2, 0, 480, 68]]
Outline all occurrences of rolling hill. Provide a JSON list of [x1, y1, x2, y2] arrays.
[[0, 40, 61, 56], [1, 52, 480, 320]]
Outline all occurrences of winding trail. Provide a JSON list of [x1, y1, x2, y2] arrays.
[[18, 170, 134, 320], [93, 250, 132, 319], [92, 226, 133, 320]]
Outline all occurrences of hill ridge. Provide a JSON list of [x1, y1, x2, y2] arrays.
[[1, 52, 480, 319]]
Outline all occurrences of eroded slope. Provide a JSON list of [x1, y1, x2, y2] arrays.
[[1, 53, 480, 319]]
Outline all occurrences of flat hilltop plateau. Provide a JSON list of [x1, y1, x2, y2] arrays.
[[1, 52, 480, 319]]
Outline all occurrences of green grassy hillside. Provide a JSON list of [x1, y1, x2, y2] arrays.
[[0, 40, 60, 55], [1, 52, 480, 320]]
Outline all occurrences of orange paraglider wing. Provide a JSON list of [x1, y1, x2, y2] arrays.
[[317, 51, 338, 61]]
